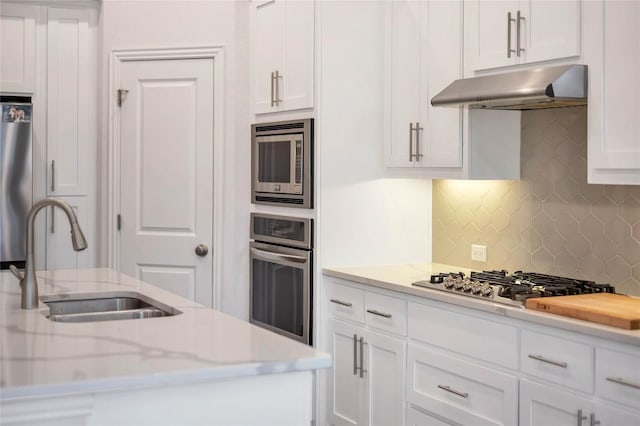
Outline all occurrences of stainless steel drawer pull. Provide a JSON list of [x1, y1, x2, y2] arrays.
[[366, 309, 392, 319], [330, 298, 352, 308], [437, 385, 468, 398], [414, 122, 423, 161], [528, 354, 568, 368], [590, 413, 600, 426], [606, 376, 640, 390]]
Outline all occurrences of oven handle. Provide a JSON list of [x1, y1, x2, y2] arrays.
[[250, 247, 308, 264]]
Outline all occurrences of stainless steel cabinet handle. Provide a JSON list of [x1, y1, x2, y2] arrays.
[[590, 413, 600, 426], [330, 299, 353, 308], [50, 206, 55, 233], [358, 336, 366, 378], [353, 334, 358, 375], [577, 409, 588, 426], [516, 10, 525, 57], [437, 385, 469, 398], [606, 376, 640, 390], [270, 71, 276, 107], [409, 122, 416, 161], [194, 244, 208, 257], [528, 354, 568, 368], [507, 12, 516, 58], [415, 122, 423, 161], [274, 70, 283, 106], [51, 160, 55, 192], [366, 309, 392, 319], [250, 247, 307, 263]]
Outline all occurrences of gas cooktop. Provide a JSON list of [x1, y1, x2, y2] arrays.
[[411, 270, 616, 308]]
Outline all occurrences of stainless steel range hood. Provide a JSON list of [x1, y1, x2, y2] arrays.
[[431, 64, 587, 110]]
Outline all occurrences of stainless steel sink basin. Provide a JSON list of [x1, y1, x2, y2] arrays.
[[40, 292, 182, 323]]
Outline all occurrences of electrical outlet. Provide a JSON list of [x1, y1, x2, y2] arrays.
[[471, 244, 487, 262]]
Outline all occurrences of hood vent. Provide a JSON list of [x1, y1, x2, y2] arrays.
[[431, 64, 587, 110]]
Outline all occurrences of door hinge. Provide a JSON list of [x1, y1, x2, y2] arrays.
[[117, 89, 129, 107], [117, 214, 121, 231]]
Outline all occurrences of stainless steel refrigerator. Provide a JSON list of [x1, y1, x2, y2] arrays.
[[0, 97, 32, 270]]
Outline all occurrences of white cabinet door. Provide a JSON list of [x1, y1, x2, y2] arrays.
[[465, 0, 518, 71], [251, 0, 314, 114], [385, 0, 420, 168], [384, 0, 462, 170], [327, 319, 366, 426], [593, 402, 640, 426], [0, 4, 37, 93], [586, 0, 640, 185], [46, 196, 90, 270], [465, 0, 581, 72], [525, 0, 581, 64], [520, 380, 591, 426], [365, 330, 405, 426], [47, 8, 93, 196]]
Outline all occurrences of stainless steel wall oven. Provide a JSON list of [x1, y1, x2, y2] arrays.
[[251, 118, 313, 208], [250, 213, 313, 345]]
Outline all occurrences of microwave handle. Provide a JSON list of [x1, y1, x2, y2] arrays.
[[250, 247, 308, 264]]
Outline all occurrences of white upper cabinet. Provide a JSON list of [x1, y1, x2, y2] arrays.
[[250, 0, 314, 114], [384, 0, 463, 169], [46, 7, 95, 197], [0, 4, 37, 93], [585, 0, 640, 185], [465, 0, 581, 72]]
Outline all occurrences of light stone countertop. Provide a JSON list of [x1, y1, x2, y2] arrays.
[[0, 268, 331, 400], [323, 263, 640, 346]]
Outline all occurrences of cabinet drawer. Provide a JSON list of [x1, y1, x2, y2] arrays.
[[326, 280, 364, 323], [596, 347, 640, 410], [409, 302, 518, 369], [521, 329, 594, 392], [407, 344, 518, 426], [365, 291, 407, 336]]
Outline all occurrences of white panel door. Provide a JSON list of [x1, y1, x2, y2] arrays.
[[118, 58, 214, 306], [365, 330, 406, 426], [465, 0, 518, 71], [593, 402, 640, 426], [520, 380, 591, 426], [0, 4, 36, 93], [385, 0, 421, 167], [47, 8, 91, 196], [327, 319, 366, 426], [525, 0, 581, 64], [587, 0, 640, 184]]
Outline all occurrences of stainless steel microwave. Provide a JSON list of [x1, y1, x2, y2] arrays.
[[251, 118, 313, 208]]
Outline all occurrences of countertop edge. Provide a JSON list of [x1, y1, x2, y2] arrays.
[[323, 266, 640, 347]]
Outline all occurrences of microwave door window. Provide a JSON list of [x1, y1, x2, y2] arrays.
[[252, 259, 304, 337], [258, 141, 291, 183]]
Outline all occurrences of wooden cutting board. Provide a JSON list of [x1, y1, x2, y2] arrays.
[[525, 293, 640, 330]]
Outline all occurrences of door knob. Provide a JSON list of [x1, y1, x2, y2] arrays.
[[195, 244, 209, 257]]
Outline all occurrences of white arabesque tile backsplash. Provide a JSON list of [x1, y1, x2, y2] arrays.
[[433, 106, 640, 296]]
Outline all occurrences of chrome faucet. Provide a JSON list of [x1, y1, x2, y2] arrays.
[[11, 198, 87, 309]]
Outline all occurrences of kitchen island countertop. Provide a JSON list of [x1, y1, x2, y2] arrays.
[[0, 268, 330, 400], [323, 263, 640, 346]]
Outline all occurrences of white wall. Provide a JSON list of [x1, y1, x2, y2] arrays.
[[98, 0, 250, 319], [317, 0, 432, 268]]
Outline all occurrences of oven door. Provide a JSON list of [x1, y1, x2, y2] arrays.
[[253, 133, 303, 195], [250, 241, 311, 345]]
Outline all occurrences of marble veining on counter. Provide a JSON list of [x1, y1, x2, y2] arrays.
[[323, 263, 640, 346], [0, 268, 330, 400]]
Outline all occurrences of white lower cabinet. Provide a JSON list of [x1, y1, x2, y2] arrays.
[[327, 318, 405, 426], [322, 275, 640, 426]]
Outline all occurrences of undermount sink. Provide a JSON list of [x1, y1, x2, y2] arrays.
[[40, 292, 181, 323]]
